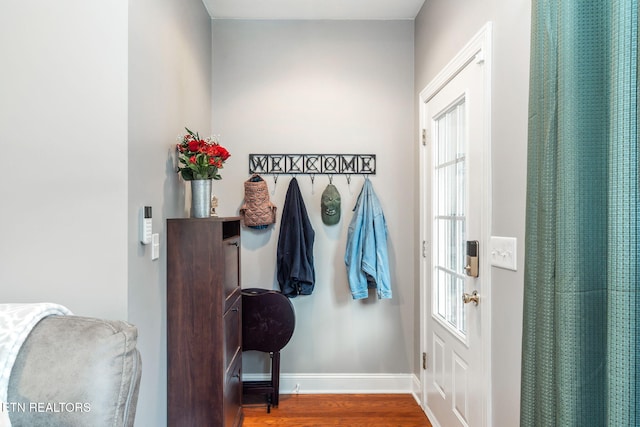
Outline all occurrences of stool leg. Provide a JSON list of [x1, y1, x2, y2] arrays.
[[271, 351, 281, 406]]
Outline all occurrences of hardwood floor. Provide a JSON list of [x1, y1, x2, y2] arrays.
[[243, 394, 433, 427]]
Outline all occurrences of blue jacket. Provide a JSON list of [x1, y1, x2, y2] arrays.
[[344, 179, 391, 299], [277, 178, 315, 298]]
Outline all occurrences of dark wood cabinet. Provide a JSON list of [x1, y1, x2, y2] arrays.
[[167, 217, 243, 427]]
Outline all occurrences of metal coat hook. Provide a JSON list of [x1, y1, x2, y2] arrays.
[[347, 174, 354, 195], [310, 174, 316, 194], [328, 175, 334, 184]]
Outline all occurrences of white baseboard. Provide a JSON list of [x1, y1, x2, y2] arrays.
[[411, 374, 421, 405], [242, 373, 416, 395], [423, 406, 441, 427], [411, 375, 442, 427]]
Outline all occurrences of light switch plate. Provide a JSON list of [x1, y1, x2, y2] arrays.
[[151, 233, 160, 261], [490, 236, 517, 271]]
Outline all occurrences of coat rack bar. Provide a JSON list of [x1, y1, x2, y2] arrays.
[[249, 154, 376, 175]]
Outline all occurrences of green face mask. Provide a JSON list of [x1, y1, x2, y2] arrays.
[[321, 184, 341, 225]]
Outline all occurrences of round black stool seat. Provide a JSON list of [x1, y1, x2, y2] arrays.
[[241, 288, 295, 411], [242, 288, 295, 352]]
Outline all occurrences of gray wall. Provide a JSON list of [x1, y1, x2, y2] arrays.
[[1, 1, 211, 426], [128, 0, 212, 425], [414, 1, 531, 426], [211, 20, 416, 380], [0, 3, 128, 318]]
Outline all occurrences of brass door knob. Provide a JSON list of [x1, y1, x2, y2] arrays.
[[462, 290, 479, 305]]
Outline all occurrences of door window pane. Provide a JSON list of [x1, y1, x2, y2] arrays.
[[433, 100, 467, 337]]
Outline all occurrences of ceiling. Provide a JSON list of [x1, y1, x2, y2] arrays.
[[202, 0, 427, 20]]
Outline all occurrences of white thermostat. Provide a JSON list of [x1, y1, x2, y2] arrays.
[[140, 206, 153, 245]]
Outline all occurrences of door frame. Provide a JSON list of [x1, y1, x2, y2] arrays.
[[418, 23, 493, 427]]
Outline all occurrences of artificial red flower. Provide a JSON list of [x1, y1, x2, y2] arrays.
[[213, 145, 231, 160], [208, 158, 223, 168], [188, 140, 199, 152]]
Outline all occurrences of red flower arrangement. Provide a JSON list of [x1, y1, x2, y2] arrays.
[[176, 127, 231, 180]]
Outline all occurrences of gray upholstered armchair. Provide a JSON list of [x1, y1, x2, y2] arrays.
[[7, 315, 141, 427]]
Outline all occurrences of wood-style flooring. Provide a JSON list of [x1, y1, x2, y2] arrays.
[[243, 394, 433, 427]]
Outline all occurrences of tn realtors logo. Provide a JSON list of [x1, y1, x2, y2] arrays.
[[1, 402, 91, 413]]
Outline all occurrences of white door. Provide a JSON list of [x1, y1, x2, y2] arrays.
[[419, 24, 492, 427]]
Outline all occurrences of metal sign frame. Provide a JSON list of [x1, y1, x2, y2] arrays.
[[248, 154, 376, 175]]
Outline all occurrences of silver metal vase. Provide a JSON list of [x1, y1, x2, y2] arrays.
[[190, 179, 212, 218]]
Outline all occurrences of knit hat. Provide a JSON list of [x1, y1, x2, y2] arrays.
[[240, 174, 277, 228]]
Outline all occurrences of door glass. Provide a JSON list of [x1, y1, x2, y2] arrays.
[[433, 100, 467, 337]]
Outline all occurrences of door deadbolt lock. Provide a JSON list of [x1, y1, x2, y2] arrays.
[[464, 240, 479, 277]]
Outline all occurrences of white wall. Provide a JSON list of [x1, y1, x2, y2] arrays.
[[128, 0, 212, 425], [211, 20, 416, 383], [0, 2, 128, 319], [414, 1, 531, 426]]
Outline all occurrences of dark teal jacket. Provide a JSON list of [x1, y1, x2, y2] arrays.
[[277, 178, 315, 297]]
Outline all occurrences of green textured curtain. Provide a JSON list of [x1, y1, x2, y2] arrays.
[[521, 1, 639, 426]]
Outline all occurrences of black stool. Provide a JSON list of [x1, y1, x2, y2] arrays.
[[241, 288, 295, 412]]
